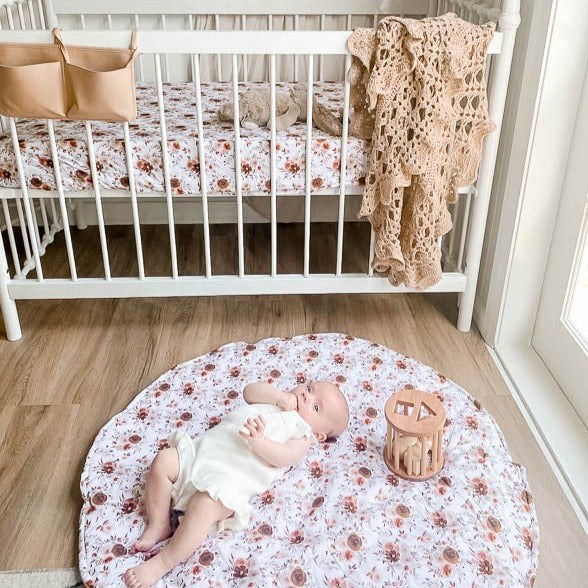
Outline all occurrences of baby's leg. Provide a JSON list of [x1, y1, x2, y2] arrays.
[[124, 491, 233, 588], [132, 448, 179, 553]]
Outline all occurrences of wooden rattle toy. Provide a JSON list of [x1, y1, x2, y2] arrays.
[[384, 388, 446, 481]]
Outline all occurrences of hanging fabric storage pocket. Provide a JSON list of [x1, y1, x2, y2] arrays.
[[0, 42, 67, 118], [55, 29, 138, 122]]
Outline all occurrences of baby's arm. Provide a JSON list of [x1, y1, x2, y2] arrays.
[[239, 416, 311, 468], [243, 382, 296, 411]]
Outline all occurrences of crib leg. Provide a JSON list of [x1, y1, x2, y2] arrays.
[[74, 201, 88, 230], [0, 237, 22, 341]]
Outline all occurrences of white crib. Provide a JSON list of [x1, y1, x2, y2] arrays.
[[0, 0, 520, 341]]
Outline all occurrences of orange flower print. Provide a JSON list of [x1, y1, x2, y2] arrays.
[[136, 408, 149, 420], [473, 477, 488, 496], [396, 504, 410, 518], [443, 546, 460, 564], [343, 495, 357, 514], [270, 369, 281, 378], [309, 461, 323, 478], [217, 178, 229, 190], [432, 511, 447, 527], [260, 490, 274, 505], [311, 177, 323, 188], [121, 498, 137, 514], [137, 159, 153, 174], [487, 516, 502, 533], [285, 160, 301, 174], [101, 461, 115, 474], [207, 415, 221, 429], [232, 558, 249, 578], [384, 542, 400, 562], [347, 533, 362, 551], [187, 160, 200, 174], [366, 407, 377, 418], [290, 567, 307, 586], [230, 366, 240, 377], [466, 416, 478, 429], [387, 474, 399, 486], [522, 527, 533, 550], [477, 551, 493, 575], [358, 466, 372, 478], [258, 523, 273, 537], [183, 383, 194, 395], [112, 543, 127, 557], [329, 579, 347, 588], [91, 492, 107, 506], [296, 372, 306, 384], [290, 529, 304, 544], [198, 550, 214, 566], [335, 375, 346, 383], [241, 161, 252, 175], [354, 437, 367, 451]]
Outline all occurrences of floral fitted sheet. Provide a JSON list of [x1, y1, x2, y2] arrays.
[[0, 82, 368, 196], [79, 334, 539, 588]]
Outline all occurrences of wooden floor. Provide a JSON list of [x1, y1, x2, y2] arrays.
[[0, 224, 587, 587]]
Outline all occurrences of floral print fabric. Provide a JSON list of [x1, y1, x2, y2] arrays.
[[0, 83, 368, 196], [79, 333, 539, 587]]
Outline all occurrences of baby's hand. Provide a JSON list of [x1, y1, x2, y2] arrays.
[[275, 392, 297, 412], [239, 415, 266, 442]]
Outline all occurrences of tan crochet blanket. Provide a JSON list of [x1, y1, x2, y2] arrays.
[[348, 13, 495, 289]]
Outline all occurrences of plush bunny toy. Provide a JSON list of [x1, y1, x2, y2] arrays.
[[217, 83, 355, 136]]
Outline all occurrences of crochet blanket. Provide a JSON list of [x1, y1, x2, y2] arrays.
[[348, 13, 496, 289]]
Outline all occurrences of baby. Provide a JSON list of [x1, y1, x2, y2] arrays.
[[123, 380, 349, 588]]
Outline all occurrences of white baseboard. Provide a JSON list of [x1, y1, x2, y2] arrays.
[[488, 344, 588, 534]]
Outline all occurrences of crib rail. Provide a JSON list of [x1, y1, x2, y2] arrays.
[[0, 3, 520, 340]]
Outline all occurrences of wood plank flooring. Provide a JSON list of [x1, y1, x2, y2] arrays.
[[0, 224, 586, 586]]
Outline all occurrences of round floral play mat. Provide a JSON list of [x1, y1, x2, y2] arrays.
[[79, 334, 539, 587]]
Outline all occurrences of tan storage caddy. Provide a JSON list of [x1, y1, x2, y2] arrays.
[[0, 29, 138, 121]]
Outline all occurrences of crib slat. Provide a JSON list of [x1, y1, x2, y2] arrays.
[[49, 198, 58, 230], [160, 15, 170, 82], [27, 1, 36, 29], [215, 14, 222, 81], [85, 122, 111, 280], [9, 119, 43, 280], [457, 188, 472, 271], [1, 199, 21, 275], [14, 198, 31, 263], [29, 196, 42, 250], [241, 14, 248, 83], [319, 15, 325, 82], [155, 54, 179, 279], [46, 120, 77, 281], [6, 5, 14, 29], [36, 0, 45, 28], [269, 53, 278, 277], [304, 55, 314, 277], [336, 53, 352, 276], [17, 2, 26, 29], [39, 197, 49, 237], [368, 227, 375, 276], [232, 54, 245, 278], [134, 14, 145, 81], [80, 14, 85, 29], [294, 15, 299, 82], [192, 53, 212, 278], [122, 122, 145, 280]]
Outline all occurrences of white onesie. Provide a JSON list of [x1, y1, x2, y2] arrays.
[[168, 403, 317, 531]]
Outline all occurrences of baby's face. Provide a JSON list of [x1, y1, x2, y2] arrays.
[[289, 381, 349, 441]]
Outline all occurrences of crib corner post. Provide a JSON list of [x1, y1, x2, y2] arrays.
[[0, 235, 22, 341]]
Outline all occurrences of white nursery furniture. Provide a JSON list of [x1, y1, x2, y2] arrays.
[[0, 0, 520, 340]]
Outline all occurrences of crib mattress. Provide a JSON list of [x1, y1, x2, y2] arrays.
[[79, 334, 539, 588], [0, 82, 368, 196]]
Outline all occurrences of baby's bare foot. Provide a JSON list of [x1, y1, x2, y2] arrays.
[[123, 556, 170, 588], [131, 521, 172, 553]]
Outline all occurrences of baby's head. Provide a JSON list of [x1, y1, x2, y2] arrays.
[[290, 380, 349, 442]]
